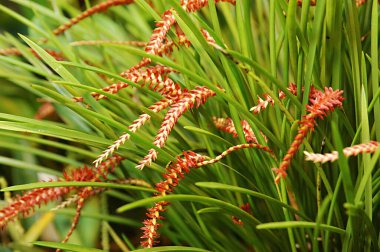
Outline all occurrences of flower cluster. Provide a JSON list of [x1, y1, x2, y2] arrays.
[[0, 155, 123, 246], [68, 0, 234, 170], [141, 151, 205, 248], [1, 0, 368, 251], [52, 0, 134, 36], [304, 141, 379, 163], [141, 142, 272, 247], [73, 65, 179, 102], [250, 83, 320, 114], [273, 87, 344, 183], [0, 184, 71, 229], [0, 47, 64, 61], [137, 86, 216, 169], [212, 116, 268, 143]]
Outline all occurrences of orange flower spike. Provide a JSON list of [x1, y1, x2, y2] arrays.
[[73, 65, 177, 102], [137, 86, 216, 170], [145, 9, 177, 55], [0, 48, 64, 61], [141, 143, 271, 248], [130, 0, 236, 74], [52, 0, 134, 36], [93, 97, 179, 167], [251, 83, 298, 114], [196, 143, 273, 167], [141, 152, 205, 248], [182, 0, 236, 12], [212, 117, 268, 144], [0, 155, 123, 229], [274, 87, 344, 183], [0, 186, 71, 228]]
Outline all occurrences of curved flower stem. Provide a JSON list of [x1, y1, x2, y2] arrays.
[[52, 0, 134, 36], [141, 143, 272, 248]]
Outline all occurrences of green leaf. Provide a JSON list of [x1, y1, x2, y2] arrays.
[[132, 246, 211, 252], [33, 241, 104, 252], [2, 181, 155, 193], [257, 221, 345, 235], [195, 182, 310, 221]]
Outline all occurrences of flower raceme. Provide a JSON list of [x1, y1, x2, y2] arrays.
[[72, 65, 179, 102], [52, 0, 134, 36], [94, 85, 216, 168], [250, 83, 321, 114], [141, 143, 272, 248], [137, 86, 216, 170], [212, 116, 268, 143], [93, 97, 178, 167], [128, 0, 236, 73], [145, 0, 236, 55], [273, 87, 344, 183], [0, 155, 123, 230], [141, 151, 205, 248], [304, 141, 379, 163], [0, 184, 71, 229]]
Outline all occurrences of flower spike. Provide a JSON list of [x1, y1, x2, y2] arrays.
[[141, 151, 205, 248], [52, 0, 134, 36], [137, 86, 216, 170], [93, 96, 180, 167], [212, 116, 268, 143], [274, 87, 344, 183], [0, 47, 65, 61], [0, 155, 123, 230], [304, 141, 379, 163], [141, 143, 272, 248]]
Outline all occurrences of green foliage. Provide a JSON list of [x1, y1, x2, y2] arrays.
[[0, 0, 379, 251]]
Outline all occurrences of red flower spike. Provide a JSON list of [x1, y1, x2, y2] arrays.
[[212, 117, 268, 144], [0, 48, 65, 61], [251, 83, 321, 115], [274, 87, 344, 183], [0, 155, 123, 230], [126, 0, 236, 78], [145, 9, 177, 55], [94, 95, 185, 167], [141, 144, 272, 248], [138, 86, 216, 170], [52, 0, 134, 36], [141, 152, 205, 248], [73, 65, 178, 102]]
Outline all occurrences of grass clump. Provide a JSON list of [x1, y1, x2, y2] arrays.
[[0, 0, 379, 251]]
